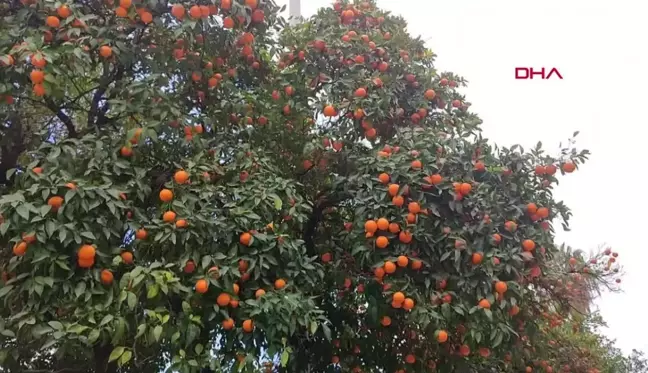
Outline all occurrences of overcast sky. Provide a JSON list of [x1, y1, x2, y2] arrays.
[[275, 0, 648, 354]]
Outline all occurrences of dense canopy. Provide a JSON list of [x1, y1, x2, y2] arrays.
[[0, 0, 633, 373]]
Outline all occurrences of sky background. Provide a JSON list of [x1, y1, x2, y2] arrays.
[[275, 0, 648, 355]]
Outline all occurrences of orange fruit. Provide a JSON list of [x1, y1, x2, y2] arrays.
[[411, 259, 422, 270], [120, 146, 132, 157], [245, 0, 258, 9], [388, 184, 399, 196], [384, 261, 396, 274], [537, 207, 549, 219], [99, 45, 113, 59], [323, 105, 336, 117], [405, 354, 416, 364], [30, 70, 45, 84], [32, 167, 43, 174], [364, 220, 378, 233], [495, 281, 508, 294], [171, 4, 185, 19], [78, 258, 94, 268], [398, 231, 413, 244], [78, 245, 96, 260], [393, 291, 405, 304], [471, 252, 483, 265], [189, 5, 201, 19], [22, 233, 36, 244], [321, 252, 332, 262], [163, 211, 176, 222], [223, 16, 234, 28], [46, 16, 60, 28], [402, 298, 414, 310], [100, 269, 114, 285], [478, 299, 491, 309], [121, 251, 134, 264], [381, 316, 391, 326], [242, 319, 254, 332], [240, 232, 252, 246], [408, 202, 421, 214], [392, 195, 404, 207], [175, 219, 188, 228], [354, 87, 367, 98], [120, 0, 132, 7], [527, 203, 538, 214], [159, 188, 173, 202], [459, 183, 472, 195], [510, 305, 520, 316], [505, 221, 517, 232], [562, 162, 576, 173], [217, 293, 231, 306], [522, 239, 536, 252], [13, 241, 27, 256], [57, 5, 71, 18], [437, 330, 448, 343], [375, 236, 388, 249], [424, 89, 436, 100], [115, 6, 128, 17], [388, 223, 400, 234], [429, 174, 442, 185], [140, 11, 153, 23], [135, 229, 147, 240], [195, 279, 209, 294], [255, 289, 266, 298], [275, 278, 286, 289], [492, 233, 502, 244], [376, 218, 389, 231], [378, 173, 390, 184], [374, 267, 385, 279], [411, 160, 422, 169], [222, 318, 234, 330], [397, 256, 408, 267]]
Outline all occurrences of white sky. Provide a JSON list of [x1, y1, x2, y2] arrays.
[[275, 0, 648, 355]]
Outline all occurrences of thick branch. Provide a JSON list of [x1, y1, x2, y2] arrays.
[[88, 65, 124, 128], [0, 114, 26, 186], [43, 97, 77, 138]]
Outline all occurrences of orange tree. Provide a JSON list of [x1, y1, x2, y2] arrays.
[[0, 0, 625, 372]]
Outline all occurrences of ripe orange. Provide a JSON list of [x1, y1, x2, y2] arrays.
[[354, 87, 367, 98], [47, 196, 64, 210], [30, 70, 45, 84], [478, 299, 491, 309], [222, 318, 234, 330], [323, 105, 336, 117], [120, 146, 132, 157], [388, 184, 399, 196], [242, 319, 254, 332], [275, 278, 286, 289], [399, 231, 413, 244], [408, 202, 421, 214], [546, 164, 557, 175], [397, 255, 408, 267], [437, 330, 448, 343], [405, 354, 415, 364], [78, 258, 94, 268], [424, 89, 436, 100], [57, 5, 71, 18], [522, 239, 536, 252], [388, 223, 400, 233], [492, 233, 502, 244], [393, 291, 405, 304], [46, 16, 60, 28], [562, 162, 576, 173], [381, 316, 391, 326], [189, 5, 202, 19], [505, 221, 517, 232], [459, 183, 472, 195], [100, 269, 114, 285], [184, 260, 196, 274], [374, 267, 385, 279], [402, 298, 414, 310], [120, 0, 132, 7], [527, 202, 538, 214], [217, 293, 231, 306], [240, 232, 252, 246], [384, 261, 396, 274], [135, 229, 147, 240], [255, 289, 266, 298], [140, 11, 153, 23], [171, 4, 185, 19], [495, 281, 508, 294], [223, 16, 234, 28], [32, 167, 43, 174], [175, 219, 187, 228], [162, 211, 176, 222], [221, 0, 232, 10], [378, 173, 390, 184], [173, 170, 189, 184], [22, 233, 36, 244], [429, 174, 443, 185], [159, 188, 173, 202], [376, 218, 389, 231], [115, 7, 128, 17], [411, 160, 422, 169], [392, 195, 404, 207], [13, 241, 27, 256], [364, 220, 378, 233], [375, 236, 388, 249], [537, 207, 549, 219], [411, 259, 422, 270], [195, 279, 209, 294], [321, 252, 332, 262], [471, 252, 483, 265], [510, 305, 520, 316], [121, 251, 133, 264]]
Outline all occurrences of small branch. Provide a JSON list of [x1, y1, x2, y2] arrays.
[[43, 97, 78, 138], [88, 64, 124, 128]]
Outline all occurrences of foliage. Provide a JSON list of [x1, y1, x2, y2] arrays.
[[0, 0, 635, 372]]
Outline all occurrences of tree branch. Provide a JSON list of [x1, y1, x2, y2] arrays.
[[88, 65, 124, 128], [43, 97, 77, 138]]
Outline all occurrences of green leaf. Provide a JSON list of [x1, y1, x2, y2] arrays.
[[99, 315, 114, 326], [147, 284, 159, 299], [0, 285, 13, 298], [109, 347, 125, 363], [119, 350, 132, 366], [81, 231, 96, 240], [153, 325, 162, 342], [127, 292, 137, 310], [280, 349, 290, 367], [273, 196, 283, 210], [88, 329, 100, 344], [48, 321, 64, 330], [309, 321, 318, 335], [16, 204, 30, 220]]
